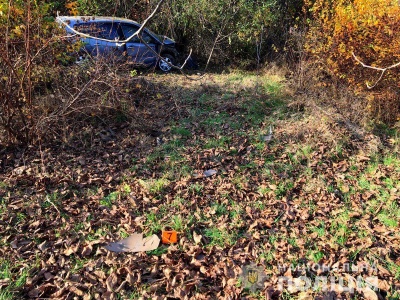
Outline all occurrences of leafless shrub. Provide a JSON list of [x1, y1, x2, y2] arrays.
[[285, 26, 384, 129], [0, 0, 187, 147]]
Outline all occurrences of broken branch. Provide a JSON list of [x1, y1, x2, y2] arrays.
[[352, 52, 400, 89]]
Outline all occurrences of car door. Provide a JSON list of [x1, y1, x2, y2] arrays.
[[74, 21, 124, 59], [92, 22, 125, 59], [120, 23, 158, 66]]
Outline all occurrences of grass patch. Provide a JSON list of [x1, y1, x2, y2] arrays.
[[170, 215, 183, 231], [0, 260, 12, 281], [0, 260, 30, 299], [145, 212, 163, 234], [309, 221, 326, 237], [211, 202, 228, 217], [139, 178, 170, 194], [309, 250, 324, 263], [189, 183, 203, 195], [171, 126, 191, 138], [204, 227, 236, 247], [100, 191, 119, 207], [383, 154, 400, 167]]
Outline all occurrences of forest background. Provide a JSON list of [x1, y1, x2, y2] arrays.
[[0, 0, 399, 144]]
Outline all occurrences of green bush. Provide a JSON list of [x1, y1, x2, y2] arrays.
[[68, 0, 304, 66]]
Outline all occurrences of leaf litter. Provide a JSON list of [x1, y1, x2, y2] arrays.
[[0, 73, 399, 299]]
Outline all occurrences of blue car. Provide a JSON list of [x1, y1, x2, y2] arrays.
[[57, 16, 179, 72]]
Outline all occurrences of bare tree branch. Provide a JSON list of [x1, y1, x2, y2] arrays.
[[352, 52, 400, 89]]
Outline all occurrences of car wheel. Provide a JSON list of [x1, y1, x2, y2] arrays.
[[75, 50, 90, 65], [158, 54, 175, 72]]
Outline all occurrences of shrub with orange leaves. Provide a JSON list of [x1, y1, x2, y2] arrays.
[[65, 1, 79, 16], [305, 0, 400, 123]]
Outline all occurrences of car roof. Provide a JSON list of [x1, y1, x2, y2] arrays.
[[56, 16, 140, 27]]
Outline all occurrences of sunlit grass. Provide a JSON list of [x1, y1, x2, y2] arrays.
[[139, 178, 170, 194]]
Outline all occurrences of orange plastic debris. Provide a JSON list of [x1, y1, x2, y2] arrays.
[[161, 230, 178, 244]]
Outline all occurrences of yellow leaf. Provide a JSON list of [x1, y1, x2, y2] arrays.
[[65, 2, 77, 9], [12, 25, 24, 37]]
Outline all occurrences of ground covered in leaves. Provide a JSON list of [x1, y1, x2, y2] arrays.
[[1, 70, 399, 299]]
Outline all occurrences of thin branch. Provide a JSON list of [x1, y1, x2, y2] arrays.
[[61, 78, 95, 114], [352, 52, 400, 89], [45, 194, 61, 215]]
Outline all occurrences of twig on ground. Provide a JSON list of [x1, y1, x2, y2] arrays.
[[45, 195, 61, 215]]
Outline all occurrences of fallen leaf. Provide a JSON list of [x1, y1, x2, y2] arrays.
[[193, 231, 202, 244], [341, 184, 350, 193], [78, 157, 86, 165], [126, 273, 136, 284], [11, 239, 18, 249], [357, 155, 370, 162], [362, 286, 378, 300], [63, 243, 79, 256], [262, 134, 273, 142], [37, 241, 50, 252], [44, 272, 54, 281], [83, 294, 91, 300], [376, 264, 391, 276], [13, 166, 26, 175], [298, 291, 312, 300], [81, 244, 93, 256], [0, 279, 10, 288], [104, 175, 113, 183], [163, 268, 172, 279], [378, 279, 391, 291], [94, 270, 107, 279], [101, 291, 115, 300], [69, 285, 85, 296], [28, 288, 40, 298], [106, 273, 118, 291]]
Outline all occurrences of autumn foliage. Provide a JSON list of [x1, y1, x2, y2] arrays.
[[305, 0, 400, 122]]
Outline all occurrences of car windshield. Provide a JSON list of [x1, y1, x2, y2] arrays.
[[145, 28, 163, 42]]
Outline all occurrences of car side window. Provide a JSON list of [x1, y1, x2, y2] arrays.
[[74, 23, 101, 37], [98, 22, 120, 40], [74, 22, 120, 40], [121, 24, 153, 43], [140, 32, 153, 44], [121, 24, 140, 43]]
